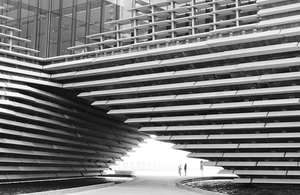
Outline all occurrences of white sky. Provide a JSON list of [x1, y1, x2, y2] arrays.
[[111, 138, 224, 176], [123, 138, 190, 162]]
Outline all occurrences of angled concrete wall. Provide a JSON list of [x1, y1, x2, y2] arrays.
[[2, 0, 300, 185], [43, 0, 300, 185]]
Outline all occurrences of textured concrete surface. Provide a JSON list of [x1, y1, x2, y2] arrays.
[[66, 175, 201, 195]]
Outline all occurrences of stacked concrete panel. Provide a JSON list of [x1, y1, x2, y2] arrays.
[[0, 7, 148, 182], [2, 0, 300, 185], [44, 0, 300, 185]]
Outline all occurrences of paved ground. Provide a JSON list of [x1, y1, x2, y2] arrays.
[[66, 175, 200, 195]]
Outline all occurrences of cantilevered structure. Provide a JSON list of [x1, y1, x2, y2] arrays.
[[0, 1, 148, 182], [1, 0, 300, 186]]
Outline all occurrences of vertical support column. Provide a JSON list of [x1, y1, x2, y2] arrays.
[[170, 1, 175, 39], [151, 5, 156, 41], [16, 0, 22, 36], [191, 0, 195, 35], [71, 0, 76, 54], [133, 10, 138, 44], [99, 0, 105, 34], [45, 0, 53, 57], [56, 0, 63, 55], [85, 0, 91, 43], [34, 0, 40, 56], [8, 30, 12, 51], [116, 23, 120, 47], [212, 0, 217, 31], [235, 0, 240, 27], [100, 35, 104, 50]]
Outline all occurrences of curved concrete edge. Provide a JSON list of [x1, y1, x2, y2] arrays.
[[20, 182, 115, 195], [176, 176, 238, 195]]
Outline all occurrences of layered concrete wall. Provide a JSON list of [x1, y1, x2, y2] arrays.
[[1, 0, 300, 185], [0, 55, 147, 181], [44, 0, 300, 185]]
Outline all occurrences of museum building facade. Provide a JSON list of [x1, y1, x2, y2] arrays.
[[1, 0, 300, 185]]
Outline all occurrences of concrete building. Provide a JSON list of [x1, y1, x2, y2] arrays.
[[0, 0, 149, 182], [1, 0, 300, 186]]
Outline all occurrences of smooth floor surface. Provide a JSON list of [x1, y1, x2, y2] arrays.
[[66, 175, 200, 195]]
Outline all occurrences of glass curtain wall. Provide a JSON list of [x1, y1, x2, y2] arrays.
[[0, 0, 137, 57]]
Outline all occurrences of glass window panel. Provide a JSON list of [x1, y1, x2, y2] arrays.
[[60, 1, 73, 55], [75, 0, 87, 46], [119, 0, 133, 19], [63, 0, 73, 8], [0, 0, 121, 57], [39, 0, 49, 10], [20, 0, 38, 48], [61, 17, 72, 55], [37, 11, 49, 57], [108, 0, 133, 30], [49, 13, 59, 57], [103, 0, 116, 31], [90, 0, 101, 26], [3, 0, 19, 25], [52, 0, 60, 11], [89, 0, 101, 35]]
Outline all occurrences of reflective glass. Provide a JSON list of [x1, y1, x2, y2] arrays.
[[0, 0, 133, 57], [75, 0, 87, 47]]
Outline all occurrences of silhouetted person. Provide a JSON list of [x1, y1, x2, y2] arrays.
[[178, 164, 182, 176], [200, 161, 204, 176], [184, 163, 187, 176]]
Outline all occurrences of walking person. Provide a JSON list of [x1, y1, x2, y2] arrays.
[[200, 160, 204, 176], [178, 164, 182, 176], [184, 163, 187, 176]]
